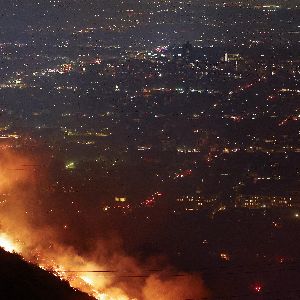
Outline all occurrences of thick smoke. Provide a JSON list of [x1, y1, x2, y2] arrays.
[[143, 274, 208, 300], [0, 149, 210, 300]]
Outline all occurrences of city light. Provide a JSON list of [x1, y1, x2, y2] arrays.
[[0, 1, 299, 299]]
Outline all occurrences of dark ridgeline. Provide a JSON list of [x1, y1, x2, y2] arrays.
[[0, 248, 95, 300]]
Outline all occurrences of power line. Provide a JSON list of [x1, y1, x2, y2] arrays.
[[60, 260, 300, 277]]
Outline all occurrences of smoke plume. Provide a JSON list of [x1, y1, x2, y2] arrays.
[[0, 148, 210, 300]]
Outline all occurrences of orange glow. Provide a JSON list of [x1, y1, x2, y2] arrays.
[[220, 253, 230, 261], [0, 148, 209, 300], [0, 234, 20, 253]]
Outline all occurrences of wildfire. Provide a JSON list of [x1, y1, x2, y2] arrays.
[[0, 149, 209, 300], [0, 234, 121, 300], [0, 228, 137, 300], [0, 233, 21, 253]]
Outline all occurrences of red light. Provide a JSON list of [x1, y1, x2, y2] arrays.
[[255, 286, 261, 292], [253, 283, 263, 293]]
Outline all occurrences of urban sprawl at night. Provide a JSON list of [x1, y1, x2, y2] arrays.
[[0, 1, 300, 299]]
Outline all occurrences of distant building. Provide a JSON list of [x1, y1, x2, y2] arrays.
[[115, 197, 127, 202], [235, 194, 293, 209], [224, 53, 243, 62], [176, 194, 217, 212]]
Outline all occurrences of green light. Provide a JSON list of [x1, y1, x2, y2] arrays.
[[65, 161, 76, 170]]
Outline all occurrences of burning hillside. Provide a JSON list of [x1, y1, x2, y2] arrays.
[[0, 149, 209, 300], [0, 247, 94, 300]]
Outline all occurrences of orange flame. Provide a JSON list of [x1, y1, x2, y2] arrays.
[[0, 148, 209, 300], [0, 233, 21, 253]]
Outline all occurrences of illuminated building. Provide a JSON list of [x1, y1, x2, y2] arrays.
[[176, 195, 217, 212], [224, 53, 243, 62], [235, 194, 293, 209]]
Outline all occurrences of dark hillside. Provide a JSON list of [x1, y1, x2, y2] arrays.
[[0, 248, 95, 300]]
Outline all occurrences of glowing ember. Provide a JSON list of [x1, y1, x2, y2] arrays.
[[81, 275, 94, 286]]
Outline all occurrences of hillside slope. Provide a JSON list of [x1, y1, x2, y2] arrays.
[[0, 248, 95, 300]]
